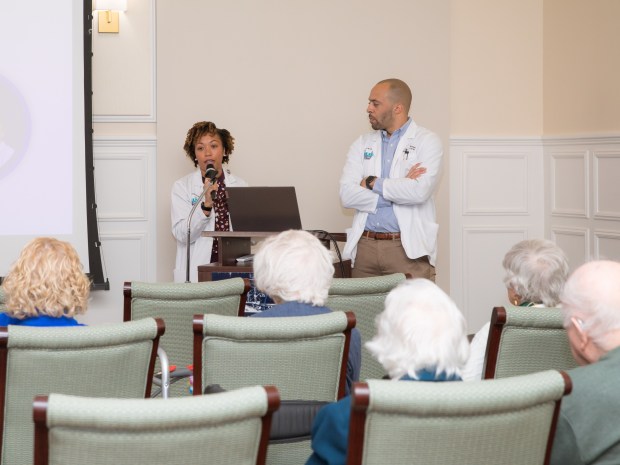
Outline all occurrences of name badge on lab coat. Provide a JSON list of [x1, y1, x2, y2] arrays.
[[363, 148, 374, 160]]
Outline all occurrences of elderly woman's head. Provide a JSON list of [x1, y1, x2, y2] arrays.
[[253, 230, 334, 306], [366, 279, 469, 381], [502, 239, 569, 307], [2, 237, 90, 319]]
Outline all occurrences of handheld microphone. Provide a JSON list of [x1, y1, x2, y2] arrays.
[[205, 164, 218, 201]]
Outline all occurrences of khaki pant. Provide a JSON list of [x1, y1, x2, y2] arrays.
[[352, 236, 436, 281]]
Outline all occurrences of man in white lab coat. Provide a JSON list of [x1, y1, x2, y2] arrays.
[[340, 78, 443, 280]]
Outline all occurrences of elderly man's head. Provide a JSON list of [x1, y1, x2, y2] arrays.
[[561, 260, 620, 365], [253, 230, 334, 306]]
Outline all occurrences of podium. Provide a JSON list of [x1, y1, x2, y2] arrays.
[[197, 231, 351, 282]]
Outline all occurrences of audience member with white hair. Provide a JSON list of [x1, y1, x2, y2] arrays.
[[306, 278, 469, 465], [251, 229, 361, 393], [550, 260, 620, 465], [462, 239, 569, 381]]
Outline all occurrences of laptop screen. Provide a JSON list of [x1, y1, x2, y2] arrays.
[[226, 186, 303, 232]]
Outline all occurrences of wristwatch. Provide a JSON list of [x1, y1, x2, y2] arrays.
[[365, 176, 376, 190]]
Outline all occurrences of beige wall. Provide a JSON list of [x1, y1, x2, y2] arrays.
[[451, 0, 543, 136], [543, 0, 620, 135], [156, 0, 452, 287], [92, 0, 155, 122], [91, 1, 619, 301]]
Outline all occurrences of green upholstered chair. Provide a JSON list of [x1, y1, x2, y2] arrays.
[[326, 273, 407, 381], [0, 318, 164, 465], [124, 278, 250, 396], [483, 306, 578, 379], [193, 311, 356, 465], [347, 370, 572, 465], [0, 287, 5, 313], [33, 385, 280, 465]]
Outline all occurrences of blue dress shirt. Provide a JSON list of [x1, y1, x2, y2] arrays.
[[364, 118, 412, 233]]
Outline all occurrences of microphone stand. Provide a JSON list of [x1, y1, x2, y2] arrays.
[[185, 185, 209, 283]]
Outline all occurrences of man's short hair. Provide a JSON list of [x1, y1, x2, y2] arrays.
[[561, 260, 620, 351], [376, 78, 412, 113]]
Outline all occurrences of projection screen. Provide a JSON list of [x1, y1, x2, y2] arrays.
[[0, 1, 107, 288]]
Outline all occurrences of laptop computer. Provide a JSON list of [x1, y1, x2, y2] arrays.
[[226, 186, 302, 232]]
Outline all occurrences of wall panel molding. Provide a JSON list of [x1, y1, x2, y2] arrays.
[[550, 227, 589, 268], [593, 150, 620, 219], [92, 136, 157, 147], [594, 230, 620, 261], [93, 136, 156, 222], [545, 134, 620, 272], [543, 134, 620, 146], [462, 152, 529, 215], [99, 232, 149, 281], [88, 136, 157, 322], [450, 138, 544, 329], [549, 151, 589, 218], [95, 154, 148, 221], [93, 0, 157, 123]]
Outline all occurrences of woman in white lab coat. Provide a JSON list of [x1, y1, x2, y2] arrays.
[[171, 121, 247, 282]]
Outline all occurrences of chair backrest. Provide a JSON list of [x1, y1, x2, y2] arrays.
[[193, 311, 355, 401], [33, 386, 279, 465], [194, 311, 355, 465], [0, 318, 164, 465], [124, 278, 250, 396], [483, 306, 578, 379], [347, 370, 572, 465], [0, 288, 5, 313], [326, 273, 407, 381]]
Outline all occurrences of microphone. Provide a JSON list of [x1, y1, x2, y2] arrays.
[[205, 164, 218, 201]]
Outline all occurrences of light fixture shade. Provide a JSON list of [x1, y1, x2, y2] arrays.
[[93, 0, 127, 12]]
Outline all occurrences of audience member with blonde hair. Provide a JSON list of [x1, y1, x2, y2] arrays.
[[550, 260, 620, 465], [0, 237, 90, 326], [251, 229, 361, 393], [306, 278, 469, 465], [462, 239, 569, 381]]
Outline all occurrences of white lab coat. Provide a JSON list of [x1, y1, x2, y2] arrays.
[[171, 168, 248, 282], [339, 120, 443, 267]]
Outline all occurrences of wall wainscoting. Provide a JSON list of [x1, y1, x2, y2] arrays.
[[450, 134, 620, 332], [82, 136, 157, 325]]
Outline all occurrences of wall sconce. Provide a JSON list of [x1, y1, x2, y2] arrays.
[[93, 0, 128, 34]]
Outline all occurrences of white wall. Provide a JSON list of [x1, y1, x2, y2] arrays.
[[156, 0, 452, 286], [449, 0, 620, 332], [82, 0, 620, 331], [85, 0, 157, 324], [84, 0, 452, 323]]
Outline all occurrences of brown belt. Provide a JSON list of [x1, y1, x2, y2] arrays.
[[362, 230, 401, 240]]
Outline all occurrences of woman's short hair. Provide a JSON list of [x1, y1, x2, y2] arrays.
[[2, 237, 91, 319], [183, 121, 235, 167], [253, 230, 334, 306], [561, 260, 620, 351], [502, 239, 569, 307], [366, 279, 469, 380]]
